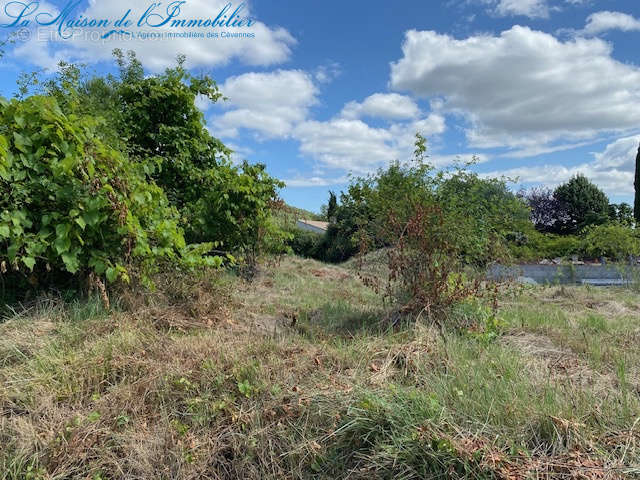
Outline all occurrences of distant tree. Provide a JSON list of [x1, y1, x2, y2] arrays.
[[635, 142, 640, 225], [327, 191, 338, 222], [609, 202, 634, 227], [520, 187, 570, 234], [554, 174, 609, 234]]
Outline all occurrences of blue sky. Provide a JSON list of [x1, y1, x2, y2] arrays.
[[1, 0, 640, 212]]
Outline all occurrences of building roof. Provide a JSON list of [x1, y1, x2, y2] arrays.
[[297, 219, 330, 231]]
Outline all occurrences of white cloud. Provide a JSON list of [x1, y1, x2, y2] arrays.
[[293, 114, 446, 174], [294, 119, 397, 173], [581, 11, 640, 35], [211, 70, 318, 138], [493, 0, 549, 18], [314, 62, 341, 84], [341, 93, 420, 120], [485, 135, 640, 196], [284, 176, 350, 187], [477, 0, 587, 19], [390, 27, 640, 151], [10, 0, 295, 71], [430, 153, 490, 167]]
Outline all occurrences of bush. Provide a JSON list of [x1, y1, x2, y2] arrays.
[[289, 229, 324, 259], [41, 52, 289, 262], [187, 161, 288, 260], [582, 224, 640, 260], [324, 136, 530, 266], [0, 95, 206, 291], [354, 135, 496, 320], [510, 231, 582, 261]]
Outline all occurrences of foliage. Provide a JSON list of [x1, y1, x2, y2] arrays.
[[187, 161, 288, 257], [608, 202, 634, 227], [436, 170, 532, 265], [0, 95, 200, 291], [522, 177, 613, 236], [111, 51, 232, 210], [635, 142, 640, 225], [519, 187, 571, 234], [582, 223, 640, 260], [553, 174, 609, 234], [325, 134, 530, 267], [326, 191, 337, 222], [32, 51, 289, 269], [509, 231, 582, 261], [374, 204, 485, 319], [288, 229, 324, 259], [353, 135, 502, 319]]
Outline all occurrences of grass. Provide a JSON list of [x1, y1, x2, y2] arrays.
[[0, 256, 639, 479]]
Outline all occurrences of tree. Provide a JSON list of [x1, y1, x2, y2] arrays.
[[635, 142, 640, 225], [41, 51, 287, 258], [609, 202, 634, 227], [0, 95, 194, 289], [553, 174, 609, 234], [327, 191, 338, 223], [519, 187, 570, 234]]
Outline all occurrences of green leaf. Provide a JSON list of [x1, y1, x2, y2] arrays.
[[7, 243, 19, 261], [106, 267, 118, 283], [22, 256, 36, 271], [0, 225, 9, 238], [83, 210, 101, 227], [54, 234, 71, 254], [89, 257, 107, 275], [75, 216, 86, 230], [61, 252, 79, 273], [13, 132, 30, 153]]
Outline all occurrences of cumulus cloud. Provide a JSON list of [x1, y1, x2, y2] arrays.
[[340, 93, 420, 120], [293, 114, 446, 174], [390, 26, 640, 151], [9, 0, 295, 71], [211, 70, 318, 139], [492, 0, 549, 18], [581, 11, 640, 36], [484, 135, 640, 196]]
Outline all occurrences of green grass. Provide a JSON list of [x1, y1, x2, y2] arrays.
[[1, 256, 639, 479]]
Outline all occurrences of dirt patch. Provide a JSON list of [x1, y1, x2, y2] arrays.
[[502, 331, 618, 393], [310, 268, 351, 280], [241, 313, 291, 336]]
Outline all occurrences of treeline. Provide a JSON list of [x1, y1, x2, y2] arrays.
[[291, 136, 532, 266], [0, 51, 288, 300], [292, 142, 639, 265], [516, 176, 639, 260]]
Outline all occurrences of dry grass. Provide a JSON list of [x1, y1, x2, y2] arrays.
[[1, 257, 639, 479]]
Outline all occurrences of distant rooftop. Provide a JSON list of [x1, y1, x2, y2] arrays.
[[297, 219, 329, 233]]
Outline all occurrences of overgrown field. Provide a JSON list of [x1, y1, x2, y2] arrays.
[[1, 256, 639, 479]]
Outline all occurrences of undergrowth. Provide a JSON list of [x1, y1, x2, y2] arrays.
[[0, 256, 638, 479]]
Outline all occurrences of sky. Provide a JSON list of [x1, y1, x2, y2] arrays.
[[1, 0, 640, 212]]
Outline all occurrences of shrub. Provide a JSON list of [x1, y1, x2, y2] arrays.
[[355, 135, 494, 320], [325, 136, 530, 266], [510, 231, 582, 261], [41, 52, 289, 262], [187, 161, 288, 259], [582, 224, 640, 260], [0, 95, 205, 291], [436, 170, 532, 265], [289, 229, 323, 259]]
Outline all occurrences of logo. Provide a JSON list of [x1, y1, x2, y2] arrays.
[[1, 1, 255, 40]]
